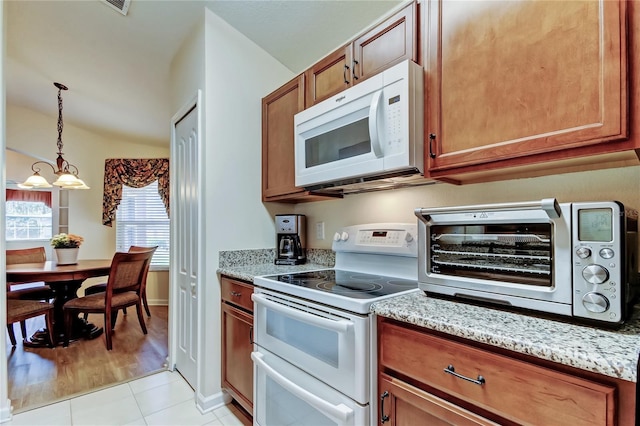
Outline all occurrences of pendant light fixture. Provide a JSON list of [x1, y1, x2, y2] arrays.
[[19, 82, 90, 190]]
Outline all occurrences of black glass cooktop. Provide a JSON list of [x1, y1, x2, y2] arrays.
[[266, 269, 417, 299]]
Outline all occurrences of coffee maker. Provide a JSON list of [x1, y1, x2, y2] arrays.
[[275, 214, 306, 265]]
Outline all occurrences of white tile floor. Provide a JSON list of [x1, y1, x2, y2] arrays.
[[5, 371, 248, 426]]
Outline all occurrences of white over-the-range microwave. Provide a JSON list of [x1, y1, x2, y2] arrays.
[[294, 59, 424, 190]]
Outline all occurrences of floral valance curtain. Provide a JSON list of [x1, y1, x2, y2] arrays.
[[6, 189, 52, 208], [102, 158, 169, 227]]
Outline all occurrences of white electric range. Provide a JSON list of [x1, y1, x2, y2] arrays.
[[252, 223, 418, 426]]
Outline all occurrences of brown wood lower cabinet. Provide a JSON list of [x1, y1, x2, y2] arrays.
[[221, 276, 254, 415], [378, 317, 636, 425]]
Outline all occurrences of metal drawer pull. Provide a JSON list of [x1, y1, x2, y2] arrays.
[[380, 391, 389, 423], [444, 365, 486, 386], [230, 291, 242, 297]]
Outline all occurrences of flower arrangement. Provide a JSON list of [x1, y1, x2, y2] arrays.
[[51, 233, 84, 249]]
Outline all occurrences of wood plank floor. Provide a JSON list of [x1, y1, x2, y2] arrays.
[[6, 306, 169, 413]]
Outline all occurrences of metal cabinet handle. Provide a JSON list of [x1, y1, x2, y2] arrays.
[[444, 365, 486, 386], [230, 291, 242, 297], [249, 326, 254, 344], [352, 60, 359, 81], [380, 390, 389, 423], [429, 133, 437, 159], [343, 64, 350, 84]]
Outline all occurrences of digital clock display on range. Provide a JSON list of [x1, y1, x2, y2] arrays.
[[578, 208, 613, 242]]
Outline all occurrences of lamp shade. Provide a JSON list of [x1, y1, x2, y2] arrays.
[[18, 173, 53, 188], [53, 173, 84, 187], [64, 178, 90, 190]]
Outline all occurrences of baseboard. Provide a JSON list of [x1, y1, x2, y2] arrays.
[[195, 389, 231, 414], [148, 298, 168, 306], [0, 399, 12, 424]]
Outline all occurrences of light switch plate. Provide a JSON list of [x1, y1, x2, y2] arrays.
[[316, 222, 325, 240]]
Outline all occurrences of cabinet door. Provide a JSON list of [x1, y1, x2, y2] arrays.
[[222, 303, 254, 414], [427, 0, 628, 174], [262, 75, 306, 200], [379, 374, 498, 426], [305, 44, 353, 106], [353, 2, 417, 82]]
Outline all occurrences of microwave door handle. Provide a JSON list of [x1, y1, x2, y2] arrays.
[[252, 293, 353, 333], [252, 352, 354, 423], [368, 89, 384, 158]]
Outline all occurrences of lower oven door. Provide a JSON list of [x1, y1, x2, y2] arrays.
[[252, 350, 369, 426], [252, 289, 369, 404]]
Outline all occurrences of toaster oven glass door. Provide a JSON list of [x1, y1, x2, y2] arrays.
[[429, 223, 553, 287]]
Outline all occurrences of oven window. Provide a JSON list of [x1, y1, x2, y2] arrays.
[[429, 223, 553, 287], [305, 117, 371, 168], [266, 310, 339, 368]]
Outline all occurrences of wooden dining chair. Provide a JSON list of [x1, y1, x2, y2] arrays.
[[6, 247, 54, 342], [82, 246, 157, 320], [62, 248, 156, 350], [6, 299, 55, 347]]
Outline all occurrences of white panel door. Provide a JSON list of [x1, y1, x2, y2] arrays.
[[173, 104, 199, 387]]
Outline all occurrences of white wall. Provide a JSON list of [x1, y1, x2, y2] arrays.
[[170, 8, 295, 412], [294, 165, 640, 250]]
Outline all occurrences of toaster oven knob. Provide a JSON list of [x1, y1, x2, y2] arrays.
[[576, 247, 591, 259], [582, 264, 609, 284], [582, 292, 609, 313], [599, 248, 614, 259]]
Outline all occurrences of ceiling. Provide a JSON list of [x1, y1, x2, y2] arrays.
[[5, 0, 401, 148]]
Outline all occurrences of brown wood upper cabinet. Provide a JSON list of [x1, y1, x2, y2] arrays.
[[426, 0, 631, 179], [262, 75, 306, 201], [305, 1, 418, 107]]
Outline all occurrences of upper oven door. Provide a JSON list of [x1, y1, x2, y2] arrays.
[[252, 289, 369, 404], [415, 199, 573, 311]]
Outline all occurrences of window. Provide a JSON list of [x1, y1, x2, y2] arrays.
[[115, 181, 170, 268], [5, 190, 53, 241]]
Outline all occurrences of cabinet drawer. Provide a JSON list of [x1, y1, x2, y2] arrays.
[[221, 276, 253, 312], [379, 320, 616, 426]]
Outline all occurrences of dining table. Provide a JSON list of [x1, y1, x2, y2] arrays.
[[6, 259, 112, 347]]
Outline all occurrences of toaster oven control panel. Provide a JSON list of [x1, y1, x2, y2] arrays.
[[571, 201, 636, 323]]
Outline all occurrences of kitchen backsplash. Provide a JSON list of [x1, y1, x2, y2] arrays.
[[219, 248, 335, 268]]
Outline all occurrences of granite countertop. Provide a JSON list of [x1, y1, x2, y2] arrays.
[[217, 248, 334, 282], [372, 291, 640, 383]]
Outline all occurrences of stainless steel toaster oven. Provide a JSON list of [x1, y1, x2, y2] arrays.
[[415, 199, 638, 325]]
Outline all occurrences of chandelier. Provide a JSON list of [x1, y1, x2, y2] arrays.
[[19, 82, 90, 190]]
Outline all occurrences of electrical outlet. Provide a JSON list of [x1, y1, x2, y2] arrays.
[[316, 222, 325, 240]]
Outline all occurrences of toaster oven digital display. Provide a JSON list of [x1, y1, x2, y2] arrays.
[[578, 208, 612, 242]]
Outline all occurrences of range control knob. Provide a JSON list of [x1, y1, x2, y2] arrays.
[[582, 264, 609, 284], [582, 292, 609, 313], [599, 248, 615, 259], [576, 247, 591, 259], [405, 233, 414, 243], [341, 232, 349, 241], [333, 232, 342, 242]]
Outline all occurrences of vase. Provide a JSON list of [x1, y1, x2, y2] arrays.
[[55, 248, 79, 265]]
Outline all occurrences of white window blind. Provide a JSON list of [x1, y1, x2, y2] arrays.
[[115, 181, 169, 267]]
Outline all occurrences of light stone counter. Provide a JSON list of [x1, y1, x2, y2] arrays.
[[217, 248, 334, 282], [372, 291, 640, 383]]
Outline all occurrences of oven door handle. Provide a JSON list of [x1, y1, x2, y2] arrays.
[[252, 352, 354, 423], [252, 293, 353, 333]]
